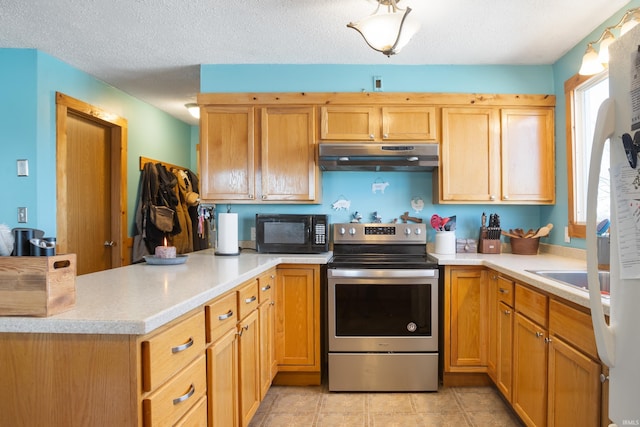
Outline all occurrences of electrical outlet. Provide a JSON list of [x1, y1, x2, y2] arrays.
[[564, 226, 570, 243], [373, 76, 383, 92], [250, 227, 256, 241], [18, 207, 27, 223]]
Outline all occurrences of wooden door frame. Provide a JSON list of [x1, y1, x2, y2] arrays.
[[55, 92, 128, 268]]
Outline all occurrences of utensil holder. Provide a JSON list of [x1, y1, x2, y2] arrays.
[[510, 237, 540, 255], [434, 231, 456, 254]]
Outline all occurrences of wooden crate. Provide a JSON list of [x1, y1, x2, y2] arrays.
[[0, 254, 77, 316]]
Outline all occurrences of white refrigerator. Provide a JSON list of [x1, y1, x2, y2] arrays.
[[588, 25, 640, 427]]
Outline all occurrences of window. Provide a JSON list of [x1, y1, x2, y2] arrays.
[[565, 71, 610, 239]]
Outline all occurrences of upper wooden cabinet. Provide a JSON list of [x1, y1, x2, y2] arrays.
[[260, 107, 318, 202], [320, 105, 437, 141], [439, 107, 501, 203], [437, 106, 555, 204], [200, 106, 255, 201], [501, 108, 555, 203], [199, 105, 319, 203]]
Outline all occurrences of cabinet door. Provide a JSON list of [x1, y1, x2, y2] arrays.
[[497, 301, 514, 402], [258, 299, 276, 400], [275, 266, 319, 369], [513, 313, 548, 427], [487, 272, 498, 381], [381, 106, 437, 140], [260, 107, 318, 201], [447, 267, 489, 369], [501, 108, 555, 203], [200, 106, 255, 201], [238, 310, 260, 427], [320, 106, 378, 140], [258, 270, 278, 382], [440, 107, 500, 202], [547, 337, 601, 427], [207, 328, 238, 427]]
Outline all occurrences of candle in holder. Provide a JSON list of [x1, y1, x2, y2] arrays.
[[155, 237, 176, 259]]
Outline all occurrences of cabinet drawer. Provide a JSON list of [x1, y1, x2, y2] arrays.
[[258, 270, 275, 304], [174, 395, 207, 427], [205, 292, 238, 344], [143, 355, 207, 427], [549, 299, 598, 360], [515, 283, 548, 327], [238, 279, 259, 320], [497, 276, 514, 306], [142, 311, 205, 392]]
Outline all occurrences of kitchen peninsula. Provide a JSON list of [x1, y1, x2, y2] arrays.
[[0, 247, 609, 426], [0, 249, 331, 426]]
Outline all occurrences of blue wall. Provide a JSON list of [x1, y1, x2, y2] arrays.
[[0, 49, 195, 237], [4, 0, 637, 249], [200, 64, 553, 244], [545, 0, 640, 249]]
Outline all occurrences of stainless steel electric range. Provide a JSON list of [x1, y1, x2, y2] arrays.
[[326, 222, 439, 392]]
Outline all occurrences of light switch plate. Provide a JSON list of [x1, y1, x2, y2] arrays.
[[18, 207, 27, 223], [17, 159, 29, 176]]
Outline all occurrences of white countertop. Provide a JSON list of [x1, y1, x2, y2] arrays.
[[430, 251, 610, 315], [0, 249, 332, 335], [0, 247, 608, 335]]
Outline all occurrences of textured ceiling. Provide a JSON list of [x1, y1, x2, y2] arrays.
[[0, 0, 630, 125]]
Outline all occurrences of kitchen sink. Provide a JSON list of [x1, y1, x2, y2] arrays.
[[526, 269, 610, 296]]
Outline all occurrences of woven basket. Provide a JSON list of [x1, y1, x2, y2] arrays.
[[510, 237, 540, 255]]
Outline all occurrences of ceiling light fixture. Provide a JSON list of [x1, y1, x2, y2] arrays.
[[347, 0, 421, 57], [185, 103, 200, 119], [579, 7, 640, 76]]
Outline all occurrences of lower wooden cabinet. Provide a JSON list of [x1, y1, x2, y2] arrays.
[[547, 336, 601, 427], [275, 264, 321, 385], [445, 266, 489, 372], [258, 269, 277, 399], [512, 312, 548, 427], [447, 269, 607, 427], [142, 355, 207, 427], [207, 328, 238, 427], [496, 301, 514, 401], [238, 309, 261, 427]]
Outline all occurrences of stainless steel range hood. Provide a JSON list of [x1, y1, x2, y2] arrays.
[[318, 143, 439, 172]]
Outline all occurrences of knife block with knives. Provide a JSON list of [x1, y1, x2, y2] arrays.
[[478, 212, 501, 254]]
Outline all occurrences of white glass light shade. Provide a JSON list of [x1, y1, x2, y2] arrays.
[[621, 14, 639, 35], [348, 6, 421, 56], [597, 29, 615, 64], [579, 45, 605, 76], [185, 103, 200, 119]]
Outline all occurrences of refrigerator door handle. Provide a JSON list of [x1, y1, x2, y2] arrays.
[[587, 97, 616, 368]]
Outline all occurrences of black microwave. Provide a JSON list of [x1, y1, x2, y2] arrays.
[[255, 214, 329, 254]]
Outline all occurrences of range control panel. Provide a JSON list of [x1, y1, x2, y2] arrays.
[[333, 223, 427, 244]]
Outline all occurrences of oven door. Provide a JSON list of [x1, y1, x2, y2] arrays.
[[327, 268, 438, 352]]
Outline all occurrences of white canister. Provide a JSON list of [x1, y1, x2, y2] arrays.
[[435, 231, 456, 254]]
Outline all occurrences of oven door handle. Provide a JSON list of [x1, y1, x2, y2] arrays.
[[328, 268, 438, 279]]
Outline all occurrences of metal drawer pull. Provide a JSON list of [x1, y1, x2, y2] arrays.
[[535, 331, 544, 338], [171, 337, 194, 353], [499, 288, 509, 294], [173, 384, 195, 405], [237, 324, 249, 337], [503, 309, 511, 315], [218, 310, 233, 321], [244, 296, 257, 304], [261, 285, 271, 292]]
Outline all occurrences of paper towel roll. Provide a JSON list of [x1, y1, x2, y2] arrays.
[[216, 213, 239, 255]]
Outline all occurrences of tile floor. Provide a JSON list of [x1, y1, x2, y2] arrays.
[[249, 384, 524, 427]]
